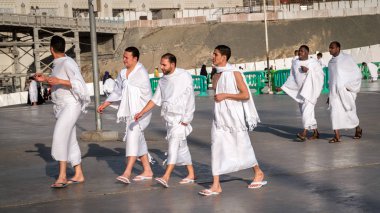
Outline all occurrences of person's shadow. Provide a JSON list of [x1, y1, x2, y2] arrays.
[[83, 143, 139, 176], [25, 143, 66, 178]]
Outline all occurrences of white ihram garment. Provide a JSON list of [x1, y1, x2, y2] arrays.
[[281, 58, 324, 129], [106, 63, 152, 157], [328, 53, 362, 130], [29, 80, 38, 103], [151, 68, 195, 166], [212, 64, 260, 176], [366, 62, 378, 81], [51, 56, 90, 166], [103, 78, 116, 96]]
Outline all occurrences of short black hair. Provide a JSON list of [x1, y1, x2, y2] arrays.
[[161, 53, 177, 66], [299, 45, 309, 52], [125, 46, 140, 60], [317, 52, 322, 57], [215, 45, 231, 61], [50, 35, 65, 53], [330, 41, 341, 48]]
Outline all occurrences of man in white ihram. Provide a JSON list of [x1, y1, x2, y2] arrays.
[[34, 35, 90, 188], [327, 41, 363, 143], [134, 53, 196, 188], [199, 45, 266, 196], [98, 46, 154, 184], [281, 45, 324, 141]]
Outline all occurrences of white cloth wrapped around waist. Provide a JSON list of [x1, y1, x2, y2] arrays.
[[165, 123, 193, 141]]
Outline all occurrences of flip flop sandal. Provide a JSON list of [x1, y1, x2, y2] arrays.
[[248, 181, 268, 189], [67, 179, 84, 185], [179, 178, 195, 184], [116, 176, 130, 184], [51, 182, 68, 188], [155, 178, 169, 188], [329, 137, 341, 143], [133, 176, 153, 181], [198, 189, 220, 196], [296, 133, 306, 141]]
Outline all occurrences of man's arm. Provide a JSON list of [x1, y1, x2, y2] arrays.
[[134, 100, 157, 121], [34, 73, 71, 88], [214, 72, 250, 102]]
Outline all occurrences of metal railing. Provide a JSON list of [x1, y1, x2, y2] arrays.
[[0, 13, 125, 33]]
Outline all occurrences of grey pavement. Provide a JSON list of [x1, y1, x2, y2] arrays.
[[1, 80, 380, 213]]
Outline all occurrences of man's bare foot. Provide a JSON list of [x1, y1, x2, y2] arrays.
[[51, 177, 67, 187], [68, 175, 85, 184], [250, 171, 265, 188], [184, 175, 195, 181], [137, 171, 153, 178], [200, 183, 222, 194]]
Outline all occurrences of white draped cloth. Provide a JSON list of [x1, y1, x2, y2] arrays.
[[29, 80, 38, 103], [212, 64, 260, 176], [50, 56, 90, 166], [281, 58, 324, 129], [366, 62, 378, 81], [151, 68, 195, 166], [106, 63, 152, 157], [328, 53, 362, 130], [103, 78, 116, 96]]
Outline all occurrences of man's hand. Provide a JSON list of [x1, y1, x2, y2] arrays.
[[134, 111, 144, 121], [97, 102, 111, 114], [34, 73, 47, 82], [47, 77, 61, 86], [214, 93, 227, 102], [301, 66, 309, 73]]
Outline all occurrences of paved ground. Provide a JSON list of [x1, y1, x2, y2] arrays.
[[0, 80, 379, 213]]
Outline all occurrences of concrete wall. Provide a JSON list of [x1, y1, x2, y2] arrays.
[[184, 44, 380, 73], [125, 16, 207, 28], [221, 0, 380, 22]]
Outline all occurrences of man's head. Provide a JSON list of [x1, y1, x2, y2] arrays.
[[294, 50, 299, 57], [123, 46, 139, 68], [362, 62, 367, 67], [329, 41, 341, 57], [50, 36, 65, 58], [213, 45, 231, 66], [317, 52, 322, 59], [298, 45, 309, 61], [160, 53, 176, 75]]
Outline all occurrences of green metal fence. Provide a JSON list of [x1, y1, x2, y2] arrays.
[[243, 71, 267, 95], [149, 75, 208, 97]]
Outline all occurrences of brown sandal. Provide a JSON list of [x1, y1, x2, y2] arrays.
[[296, 133, 306, 141], [353, 128, 362, 139], [308, 131, 320, 140], [329, 137, 341, 143]]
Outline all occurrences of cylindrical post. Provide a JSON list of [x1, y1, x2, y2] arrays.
[[33, 27, 41, 73], [263, 0, 272, 94], [74, 30, 81, 68], [88, 0, 102, 131]]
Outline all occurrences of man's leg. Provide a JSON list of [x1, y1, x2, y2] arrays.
[[185, 165, 195, 180], [51, 161, 68, 187], [353, 125, 362, 139], [329, 129, 341, 143], [121, 156, 138, 178], [249, 165, 265, 187], [161, 164, 175, 183], [202, 175, 222, 193], [137, 154, 153, 177], [67, 126, 84, 183]]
